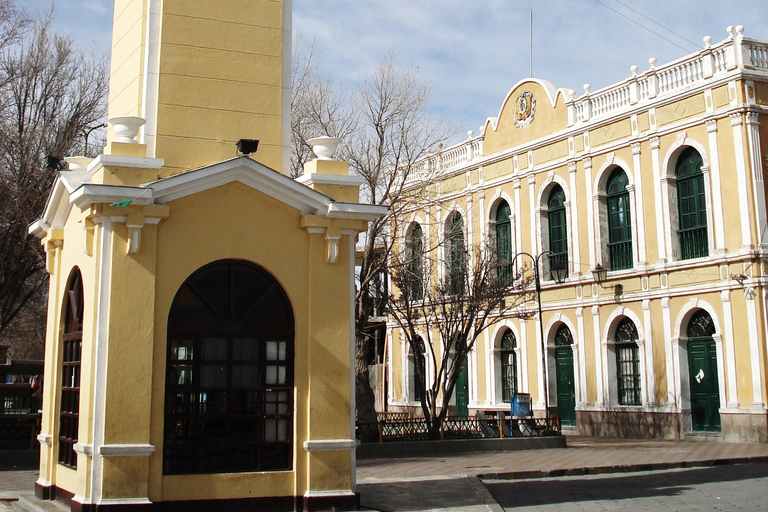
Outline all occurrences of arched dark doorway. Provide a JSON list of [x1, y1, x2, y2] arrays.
[[687, 310, 720, 432], [163, 260, 294, 475]]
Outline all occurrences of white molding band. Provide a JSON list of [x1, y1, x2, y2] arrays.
[[37, 433, 52, 446], [99, 444, 156, 457], [73, 443, 94, 456], [304, 490, 356, 498], [296, 172, 365, 187], [303, 439, 359, 452]]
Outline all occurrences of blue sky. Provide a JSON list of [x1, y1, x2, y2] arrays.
[[21, 0, 768, 142]]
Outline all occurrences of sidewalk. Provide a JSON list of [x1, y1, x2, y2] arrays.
[[5, 437, 768, 511], [356, 435, 768, 511]]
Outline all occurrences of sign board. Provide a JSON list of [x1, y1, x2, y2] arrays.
[[511, 393, 532, 418]]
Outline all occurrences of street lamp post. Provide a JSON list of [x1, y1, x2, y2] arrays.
[[511, 251, 567, 426]]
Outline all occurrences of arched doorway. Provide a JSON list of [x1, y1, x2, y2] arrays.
[[163, 260, 294, 474], [554, 324, 575, 426], [687, 310, 720, 431], [455, 359, 469, 416]]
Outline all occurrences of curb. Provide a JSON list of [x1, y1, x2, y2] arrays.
[[478, 455, 768, 481]]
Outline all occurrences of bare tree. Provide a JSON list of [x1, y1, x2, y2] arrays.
[[291, 48, 453, 425], [387, 236, 535, 439], [0, 3, 108, 358]]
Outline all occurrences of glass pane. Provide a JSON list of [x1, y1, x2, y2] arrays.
[[202, 338, 228, 361], [171, 339, 194, 361], [232, 365, 258, 388], [201, 365, 227, 388], [233, 338, 258, 361]]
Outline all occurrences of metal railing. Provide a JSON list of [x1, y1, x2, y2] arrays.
[[679, 226, 708, 260], [356, 414, 561, 443], [608, 240, 633, 271]]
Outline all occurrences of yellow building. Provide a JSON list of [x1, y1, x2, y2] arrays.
[[388, 26, 768, 442], [29, 1, 384, 511]]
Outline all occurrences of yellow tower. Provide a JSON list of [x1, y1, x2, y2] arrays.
[[29, 2, 385, 511], [108, 0, 292, 175]]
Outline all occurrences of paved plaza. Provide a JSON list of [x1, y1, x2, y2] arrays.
[[4, 437, 768, 511]]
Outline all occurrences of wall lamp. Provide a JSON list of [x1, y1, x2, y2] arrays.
[[236, 139, 260, 156], [591, 263, 623, 295]]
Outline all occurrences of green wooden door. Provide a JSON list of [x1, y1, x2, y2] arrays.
[[456, 360, 469, 416], [555, 347, 576, 426], [688, 338, 721, 432]]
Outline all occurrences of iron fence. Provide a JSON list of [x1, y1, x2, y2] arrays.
[[356, 414, 560, 443]]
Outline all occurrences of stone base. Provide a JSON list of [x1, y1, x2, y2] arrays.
[[720, 410, 768, 443], [576, 409, 683, 439], [36, 486, 360, 512]]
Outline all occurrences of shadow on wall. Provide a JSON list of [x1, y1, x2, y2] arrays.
[[576, 410, 683, 439]]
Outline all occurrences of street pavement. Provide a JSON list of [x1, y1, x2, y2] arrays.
[[5, 437, 768, 511]]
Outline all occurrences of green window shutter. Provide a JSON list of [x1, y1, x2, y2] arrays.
[[676, 148, 708, 260], [606, 168, 633, 270]]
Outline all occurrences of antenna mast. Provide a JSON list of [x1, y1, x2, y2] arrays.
[[529, 9, 533, 77]]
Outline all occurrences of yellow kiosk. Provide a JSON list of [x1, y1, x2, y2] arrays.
[[29, 1, 384, 510]]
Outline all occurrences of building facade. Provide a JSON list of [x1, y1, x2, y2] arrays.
[[387, 27, 768, 442]]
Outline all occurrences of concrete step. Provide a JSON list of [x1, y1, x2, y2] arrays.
[[12, 495, 68, 512]]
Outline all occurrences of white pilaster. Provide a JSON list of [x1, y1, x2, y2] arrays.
[[745, 112, 766, 248], [706, 119, 727, 252], [520, 320, 529, 394], [568, 161, 581, 275], [661, 297, 676, 406], [650, 137, 667, 263], [583, 158, 596, 267], [730, 113, 754, 251], [745, 287, 765, 407], [721, 290, 739, 407], [631, 143, 647, 265], [642, 299, 656, 405], [591, 306, 604, 406], [576, 307, 587, 405]]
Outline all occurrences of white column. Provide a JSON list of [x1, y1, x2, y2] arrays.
[[746, 112, 767, 248], [568, 161, 581, 275], [706, 119, 727, 252], [661, 297, 676, 407], [721, 290, 739, 407], [584, 157, 596, 267], [592, 306, 604, 406], [528, 175, 538, 254], [520, 320, 531, 393], [642, 299, 656, 405], [631, 143, 648, 265], [730, 113, 754, 251], [90, 217, 114, 505], [484, 328, 493, 405], [535, 312, 545, 409], [576, 307, 587, 405], [513, 178, 523, 257], [745, 287, 765, 407], [650, 137, 667, 263], [520, 320, 529, 394]]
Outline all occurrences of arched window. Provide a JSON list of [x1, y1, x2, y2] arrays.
[[408, 337, 426, 403], [59, 268, 83, 469], [446, 212, 465, 294], [500, 330, 517, 403], [614, 318, 641, 406], [406, 223, 424, 301], [164, 260, 294, 475], [606, 168, 632, 270], [495, 201, 513, 281], [676, 148, 708, 260], [547, 186, 568, 280]]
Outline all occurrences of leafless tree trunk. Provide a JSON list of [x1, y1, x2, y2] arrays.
[[0, 3, 108, 358], [388, 237, 535, 439]]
